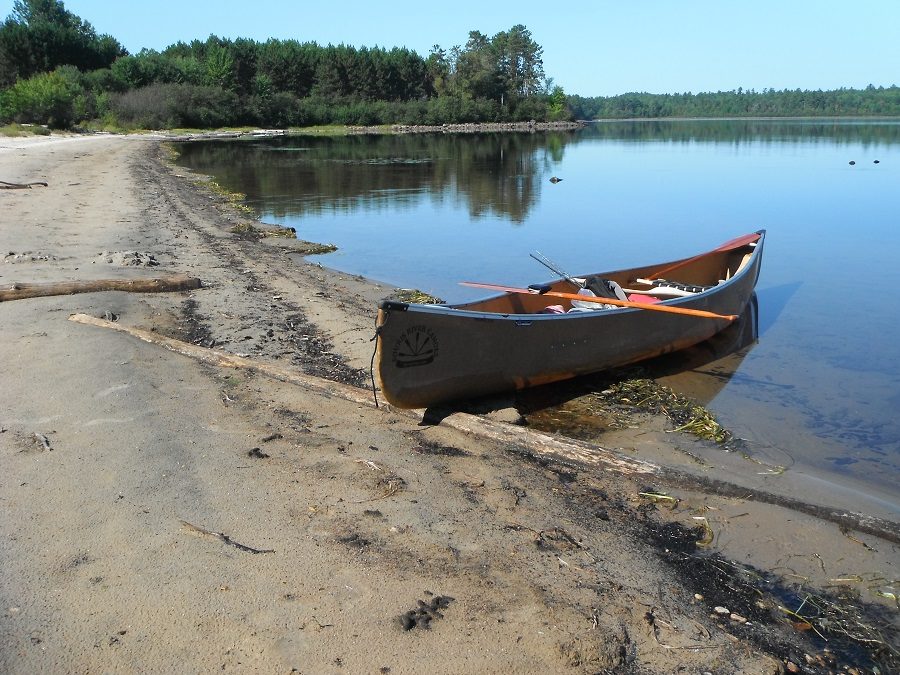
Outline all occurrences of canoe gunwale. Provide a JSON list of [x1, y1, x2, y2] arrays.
[[379, 230, 765, 322]]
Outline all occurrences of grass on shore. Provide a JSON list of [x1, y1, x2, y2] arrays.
[[202, 179, 256, 216], [385, 289, 445, 304], [229, 221, 337, 253], [1, 123, 52, 137]]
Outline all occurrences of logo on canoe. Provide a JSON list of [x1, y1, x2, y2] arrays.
[[392, 326, 438, 368]]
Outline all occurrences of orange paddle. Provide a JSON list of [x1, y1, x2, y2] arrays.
[[460, 282, 737, 321]]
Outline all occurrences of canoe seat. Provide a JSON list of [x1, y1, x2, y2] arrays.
[[648, 279, 713, 293], [625, 279, 710, 297]]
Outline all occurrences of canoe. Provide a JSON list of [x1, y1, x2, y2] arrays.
[[375, 230, 765, 409]]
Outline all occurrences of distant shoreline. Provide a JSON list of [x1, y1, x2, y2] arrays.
[[11, 116, 900, 145], [156, 115, 900, 142], [588, 114, 900, 122]]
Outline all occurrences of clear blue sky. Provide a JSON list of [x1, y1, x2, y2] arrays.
[[4, 0, 899, 96]]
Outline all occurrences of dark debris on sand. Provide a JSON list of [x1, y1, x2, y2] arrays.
[[398, 595, 454, 631], [638, 514, 899, 674]]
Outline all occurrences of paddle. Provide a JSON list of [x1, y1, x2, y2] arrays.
[[530, 251, 583, 288], [460, 282, 738, 321], [645, 232, 761, 281]]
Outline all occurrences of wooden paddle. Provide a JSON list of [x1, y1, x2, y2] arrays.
[[460, 282, 737, 320], [645, 232, 761, 281]]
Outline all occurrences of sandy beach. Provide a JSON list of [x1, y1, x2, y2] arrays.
[[1, 132, 897, 674]]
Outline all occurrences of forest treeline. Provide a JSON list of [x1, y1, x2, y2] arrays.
[[1, 1, 898, 131], [569, 86, 900, 119], [0, 0, 566, 129]]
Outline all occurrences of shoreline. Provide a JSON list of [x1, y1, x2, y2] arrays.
[[159, 126, 900, 525], [168, 126, 900, 530], [1, 132, 896, 673]]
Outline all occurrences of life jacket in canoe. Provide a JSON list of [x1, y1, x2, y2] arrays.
[[584, 276, 628, 301], [570, 276, 628, 311]]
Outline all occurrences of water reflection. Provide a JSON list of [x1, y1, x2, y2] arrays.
[[584, 118, 900, 147], [174, 119, 900, 228], [175, 131, 580, 223]]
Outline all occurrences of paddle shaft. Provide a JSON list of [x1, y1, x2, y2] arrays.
[[645, 232, 760, 281], [530, 251, 581, 288], [460, 282, 737, 320]]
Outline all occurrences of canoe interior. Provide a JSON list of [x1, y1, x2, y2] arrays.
[[452, 243, 758, 315]]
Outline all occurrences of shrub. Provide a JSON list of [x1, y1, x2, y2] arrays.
[[0, 66, 85, 128], [109, 83, 239, 129], [292, 97, 331, 127], [0, 123, 50, 136], [421, 96, 464, 125], [253, 91, 299, 127], [82, 67, 129, 93], [108, 83, 175, 128], [510, 96, 550, 122], [169, 84, 239, 127]]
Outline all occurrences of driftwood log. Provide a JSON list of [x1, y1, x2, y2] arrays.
[[1, 274, 201, 302], [67, 312, 900, 544]]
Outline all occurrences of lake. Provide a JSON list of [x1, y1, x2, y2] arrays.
[[174, 119, 900, 515]]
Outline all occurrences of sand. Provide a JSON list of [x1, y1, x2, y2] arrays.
[[1, 132, 896, 674]]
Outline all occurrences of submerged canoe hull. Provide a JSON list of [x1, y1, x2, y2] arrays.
[[376, 231, 764, 409]]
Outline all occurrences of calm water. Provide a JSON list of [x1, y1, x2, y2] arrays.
[[175, 120, 900, 513]]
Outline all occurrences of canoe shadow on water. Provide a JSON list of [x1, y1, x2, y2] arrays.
[[755, 281, 802, 337]]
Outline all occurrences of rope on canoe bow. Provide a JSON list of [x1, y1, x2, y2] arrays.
[[369, 316, 383, 408]]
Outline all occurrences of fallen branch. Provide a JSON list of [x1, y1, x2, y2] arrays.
[[180, 520, 274, 554], [1, 274, 201, 302], [0, 180, 48, 189]]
